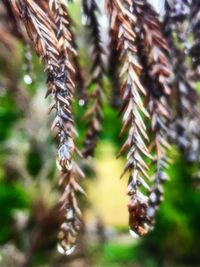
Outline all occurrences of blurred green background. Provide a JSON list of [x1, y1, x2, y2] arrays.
[[1, 1, 200, 267]]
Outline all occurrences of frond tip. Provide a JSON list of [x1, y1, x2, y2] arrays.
[[57, 164, 85, 254]]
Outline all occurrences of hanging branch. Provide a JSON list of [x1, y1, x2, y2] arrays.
[[133, 0, 172, 225], [10, 0, 85, 254], [164, 1, 200, 163], [82, 0, 105, 157], [106, 0, 152, 236], [50, 0, 84, 98], [48, 0, 86, 254], [36, 0, 84, 98], [70, 30, 85, 100]]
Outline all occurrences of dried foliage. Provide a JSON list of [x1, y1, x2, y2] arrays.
[[134, 0, 171, 228], [106, 0, 152, 236], [9, 0, 84, 254], [2, 0, 200, 256], [82, 0, 105, 157], [48, 0, 85, 254]]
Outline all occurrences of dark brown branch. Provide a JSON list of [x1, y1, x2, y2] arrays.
[[133, 0, 172, 226], [82, 0, 105, 157], [9, 0, 85, 254]]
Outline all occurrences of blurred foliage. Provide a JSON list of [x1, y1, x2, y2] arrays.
[[140, 150, 200, 265], [1, 34, 200, 267], [84, 149, 200, 267], [0, 181, 29, 244], [0, 92, 21, 142], [0, 1, 200, 267]]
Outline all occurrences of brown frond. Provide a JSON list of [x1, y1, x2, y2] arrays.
[[49, 0, 85, 254], [49, 0, 85, 98], [82, 0, 105, 157], [57, 162, 85, 255], [107, 0, 152, 237], [10, 0, 85, 254], [133, 0, 172, 225]]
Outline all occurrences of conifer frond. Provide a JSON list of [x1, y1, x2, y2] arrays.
[[49, 0, 85, 253], [133, 0, 172, 224], [57, 161, 85, 255], [107, 0, 152, 236], [10, 0, 85, 253], [50, 0, 85, 99], [4, 0, 200, 256], [165, 0, 200, 163], [82, 0, 105, 157]]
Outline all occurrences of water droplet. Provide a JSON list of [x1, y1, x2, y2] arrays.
[[61, 222, 69, 231], [23, 74, 32, 85], [149, 192, 157, 203], [78, 99, 85, 106], [25, 50, 32, 60], [66, 209, 74, 220], [81, 14, 88, 26], [147, 206, 155, 218], [57, 244, 76, 255], [65, 245, 76, 256], [129, 229, 139, 239], [160, 172, 169, 182], [57, 244, 65, 254]]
